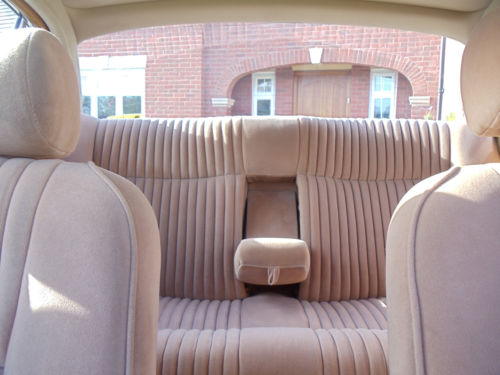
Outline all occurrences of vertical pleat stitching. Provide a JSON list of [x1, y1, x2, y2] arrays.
[[0, 159, 32, 250], [369, 330, 388, 372], [326, 329, 342, 374], [175, 329, 188, 375], [5, 160, 62, 358]]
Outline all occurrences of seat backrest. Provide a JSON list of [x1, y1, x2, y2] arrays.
[[78, 117, 247, 300], [296, 117, 452, 301], [0, 29, 160, 374], [387, 8, 500, 375], [71, 114, 497, 305]]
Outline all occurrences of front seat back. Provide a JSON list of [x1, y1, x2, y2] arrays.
[[387, 7, 500, 375], [0, 29, 160, 374]]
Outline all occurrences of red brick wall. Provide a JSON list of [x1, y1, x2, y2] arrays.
[[396, 74, 413, 118], [79, 25, 204, 117], [275, 68, 294, 115], [231, 74, 251, 115], [350, 65, 371, 117], [79, 23, 442, 119]]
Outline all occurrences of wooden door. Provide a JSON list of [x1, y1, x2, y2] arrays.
[[293, 71, 351, 117]]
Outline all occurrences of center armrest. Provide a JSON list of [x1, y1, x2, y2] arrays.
[[234, 238, 310, 286]]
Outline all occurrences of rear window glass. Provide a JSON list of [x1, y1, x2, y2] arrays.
[[78, 23, 464, 121], [0, 0, 32, 30]]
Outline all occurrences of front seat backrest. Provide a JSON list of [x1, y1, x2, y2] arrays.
[[0, 29, 160, 374], [387, 7, 500, 375]]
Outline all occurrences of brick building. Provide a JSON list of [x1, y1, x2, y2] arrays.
[[78, 23, 446, 120]]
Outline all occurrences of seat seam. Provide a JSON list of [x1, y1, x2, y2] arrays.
[[108, 120, 118, 170], [175, 329, 187, 375], [313, 329, 326, 375], [326, 329, 341, 374], [5, 160, 61, 365], [349, 300, 374, 329], [358, 299, 383, 329], [206, 329, 215, 375], [362, 181, 375, 298], [406, 166, 461, 375], [370, 329, 389, 373], [344, 330, 358, 374], [356, 330, 372, 375], [319, 302, 340, 329], [0, 159, 32, 262], [191, 329, 201, 375], [330, 301, 350, 328], [342, 301, 369, 329], [89, 162, 139, 375]]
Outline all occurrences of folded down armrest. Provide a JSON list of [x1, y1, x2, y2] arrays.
[[234, 238, 310, 285]]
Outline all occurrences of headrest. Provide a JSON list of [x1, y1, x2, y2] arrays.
[[0, 28, 80, 158], [461, 8, 500, 137]]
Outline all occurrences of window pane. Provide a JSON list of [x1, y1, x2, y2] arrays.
[[374, 98, 381, 118], [98, 96, 116, 118], [382, 75, 393, 91], [257, 99, 271, 116], [374, 74, 393, 92], [123, 96, 141, 114], [257, 78, 272, 93], [382, 98, 391, 118], [82, 96, 91, 115]]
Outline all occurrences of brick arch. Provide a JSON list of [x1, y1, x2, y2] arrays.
[[221, 47, 427, 97]]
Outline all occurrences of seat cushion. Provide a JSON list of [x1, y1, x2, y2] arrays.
[[157, 294, 388, 374], [159, 293, 387, 330], [157, 327, 387, 375], [300, 298, 387, 330]]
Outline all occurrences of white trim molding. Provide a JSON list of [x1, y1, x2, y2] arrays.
[[211, 98, 235, 107], [409, 96, 431, 106]]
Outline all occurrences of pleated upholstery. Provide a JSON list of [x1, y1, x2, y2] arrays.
[[158, 297, 242, 330], [156, 327, 387, 375], [297, 118, 451, 301], [158, 295, 386, 330], [157, 329, 242, 375], [301, 298, 387, 330], [73, 116, 455, 374], [92, 118, 247, 300], [314, 328, 388, 375]]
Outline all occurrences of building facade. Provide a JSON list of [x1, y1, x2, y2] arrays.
[[78, 23, 445, 120]]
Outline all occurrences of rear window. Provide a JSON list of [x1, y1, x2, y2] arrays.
[[78, 23, 464, 121]]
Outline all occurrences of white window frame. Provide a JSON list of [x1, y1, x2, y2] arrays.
[[79, 55, 146, 118], [369, 69, 398, 119], [252, 71, 276, 116]]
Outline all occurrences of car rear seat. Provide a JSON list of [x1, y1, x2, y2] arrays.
[[69, 114, 498, 374]]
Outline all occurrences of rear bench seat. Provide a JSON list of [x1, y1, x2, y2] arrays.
[[69, 115, 497, 374]]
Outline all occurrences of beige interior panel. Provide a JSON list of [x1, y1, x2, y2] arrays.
[[246, 182, 298, 239], [366, 0, 491, 12], [63, 0, 492, 12], [63, 0, 483, 44]]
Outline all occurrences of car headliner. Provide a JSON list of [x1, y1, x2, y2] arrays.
[[24, 0, 500, 71]]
